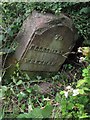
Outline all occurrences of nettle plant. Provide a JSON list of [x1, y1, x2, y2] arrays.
[[54, 47, 90, 118], [54, 66, 90, 118]]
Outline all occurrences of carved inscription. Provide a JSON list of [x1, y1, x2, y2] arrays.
[[27, 59, 54, 66], [54, 35, 63, 41], [29, 44, 63, 55], [23, 33, 67, 67]]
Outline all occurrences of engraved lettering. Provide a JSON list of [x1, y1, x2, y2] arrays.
[[29, 44, 63, 55], [54, 34, 63, 41]]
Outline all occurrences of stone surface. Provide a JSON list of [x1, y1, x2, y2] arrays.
[[6, 11, 78, 73]]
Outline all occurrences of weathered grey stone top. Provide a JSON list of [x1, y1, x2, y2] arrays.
[[6, 11, 78, 72]]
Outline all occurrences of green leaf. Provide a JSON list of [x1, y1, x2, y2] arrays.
[[16, 80, 23, 86], [80, 114, 90, 118], [60, 91, 64, 95], [0, 34, 4, 43], [80, 7, 90, 14], [0, 89, 2, 98], [42, 104, 53, 118], [0, 86, 8, 97], [17, 92, 26, 101], [21, 104, 26, 111], [1, 86, 8, 92], [31, 108, 43, 118], [55, 93, 61, 102], [78, 89, 85, 94], [0, 35, 4, 47], [67, 103, 74, 110], [17, 108, 43, 118], [25, 74, 30, 80], [83, 87, 90, 91], [17, 105, 53, 118], [12, 76, 17, 84], [7, 28, 13, 36], [26, 88, 31, 93], [17, 113, 29, 118], [77, 79, 86, 87], [32, 84, 41, 93]]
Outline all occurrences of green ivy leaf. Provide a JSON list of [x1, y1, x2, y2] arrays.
[[0, 34, 4, 43], [7, 28, 13, 36], [16, 80, 23, 86], [26, 88, 32, 93], [17, 92, 26, 102], [80, 7, 90, 14]]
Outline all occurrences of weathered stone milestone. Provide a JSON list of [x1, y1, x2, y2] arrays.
[[5, 11, 78, 73]]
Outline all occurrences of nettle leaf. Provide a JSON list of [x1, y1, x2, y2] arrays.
[[41, 104, 53, 118], [17, 105, 53, 118], [78, 89, 85, 94], [83, 87, 90, 91], [17, 113, 29, 118], [55, 93, 61, 102], [80, 115, 89, 119], [82, 68, 88, 77], [67, 102, 74, 110], [30, 108, 43, 118], [76, 79, 86, 87], [17, 108, 43, 118]]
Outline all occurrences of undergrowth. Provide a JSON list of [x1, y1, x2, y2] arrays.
[[0, 2, 90, 119]]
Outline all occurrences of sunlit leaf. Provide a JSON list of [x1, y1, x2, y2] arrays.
[[78, 89, 85, 94], [77, 79, 86, 87], [16, 80, 23, 86]]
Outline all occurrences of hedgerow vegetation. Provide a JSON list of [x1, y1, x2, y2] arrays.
[[1, 2, 90, 119]]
